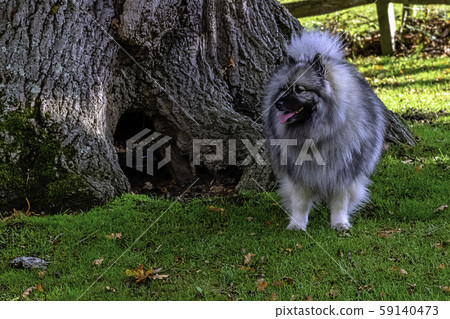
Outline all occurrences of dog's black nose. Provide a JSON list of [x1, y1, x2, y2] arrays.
[[275, 100, 284, 110]]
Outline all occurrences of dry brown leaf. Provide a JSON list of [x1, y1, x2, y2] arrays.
[[256, 278, 268, 291], [105, 286, 116, 293], [434, 205, 448, 212], [36, 284, 43, 292], [22, 286, 36, 298], [304, 295, 312, 301], [439, 286, 450, 293], [438, 263, 445, 270], [270, 292, 277, 301], [273, 281, 285, 288], [296, 243, 303, 249], [130, 264, 168, 283], [416, 164, 423, 173], [208, 205, 225, 213], [377, 229, 400, 238], [238, 265, 252, 271], [244, 253, 256, 265], [399, 269, 408, 276], [380, 291, 386, 298], [38, 271, 45, 279], [92, 258, 104, 266], [105, 233, 122, 239], [326, 287, 339, 299]]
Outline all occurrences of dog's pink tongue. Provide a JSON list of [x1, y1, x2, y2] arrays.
[[279, 112, 296, 124]]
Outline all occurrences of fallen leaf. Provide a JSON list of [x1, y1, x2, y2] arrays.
[[438, 263, 445, 269], [285, 277, 294, 286], [273, 281, 285, 288], [399, 269, 408, 276], [439, 286, 450, 293], [208, 205, 225, 213], [105, 286, 116, 293], [238, 265, 252, 271], [36, 284, 43, 292], [296, 243, 303, 249], [326, 287, 339, 299], [105, 233, 122, 239], [256, 278, 268, 291], [227, 293, 233, 301], [22, 286, 36, 298], [247, 217, 254, 221], [125, 269, 137, 277], [270, 292, 277, 301], [304, 295, 312, 301], [92, 258, 104, 266], [416, 164, 423, 173], [434, 205, 448, 212], [380, 291, 386, 298], [128, 264, 168, 283], [38, 271, 45, 279], [244, 253, 256, 265], [377, 229, 400, 238]]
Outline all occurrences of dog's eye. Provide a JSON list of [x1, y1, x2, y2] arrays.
[[294, 85, 304, 94], [280, 85, 288, 92]]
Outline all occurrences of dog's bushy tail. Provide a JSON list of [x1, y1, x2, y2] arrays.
[[286, 30, 345, 61]]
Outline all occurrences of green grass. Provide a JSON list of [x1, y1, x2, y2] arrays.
[[1, 56, 449, 301]]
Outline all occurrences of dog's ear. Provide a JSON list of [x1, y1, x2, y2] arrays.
[[312, 53, 325, 77]]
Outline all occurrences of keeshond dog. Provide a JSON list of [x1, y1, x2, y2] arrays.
[[264, 31, 387, 230]]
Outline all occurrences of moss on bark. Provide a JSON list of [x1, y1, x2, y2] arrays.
[[0, 102, 92, 213]]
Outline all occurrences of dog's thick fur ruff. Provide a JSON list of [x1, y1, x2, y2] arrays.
[[264, 31, 387, 230]]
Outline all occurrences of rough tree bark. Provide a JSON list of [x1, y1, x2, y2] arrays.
[[0, 0, 301, 212], [0, 0, 413, 213]]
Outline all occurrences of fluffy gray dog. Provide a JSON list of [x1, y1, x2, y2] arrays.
[[264, 31, 386, 230]]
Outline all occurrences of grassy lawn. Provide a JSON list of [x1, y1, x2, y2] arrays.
[[0, 54, 448, 301]]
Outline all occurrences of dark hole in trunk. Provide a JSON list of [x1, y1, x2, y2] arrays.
[[114, 112, 243, 197], [113, 111, 172, 193]]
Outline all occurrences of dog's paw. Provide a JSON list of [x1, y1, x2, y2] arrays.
[[331, 221, 351, 230], [286, 219, 307, 231]]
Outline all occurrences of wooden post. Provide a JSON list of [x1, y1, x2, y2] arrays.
[[376, 0, 396, 55]]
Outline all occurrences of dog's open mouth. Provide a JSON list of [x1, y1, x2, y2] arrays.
[[279, 107, 304, 124]]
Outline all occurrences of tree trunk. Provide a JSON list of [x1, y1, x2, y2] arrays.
[[0, 0, 301, 212]]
